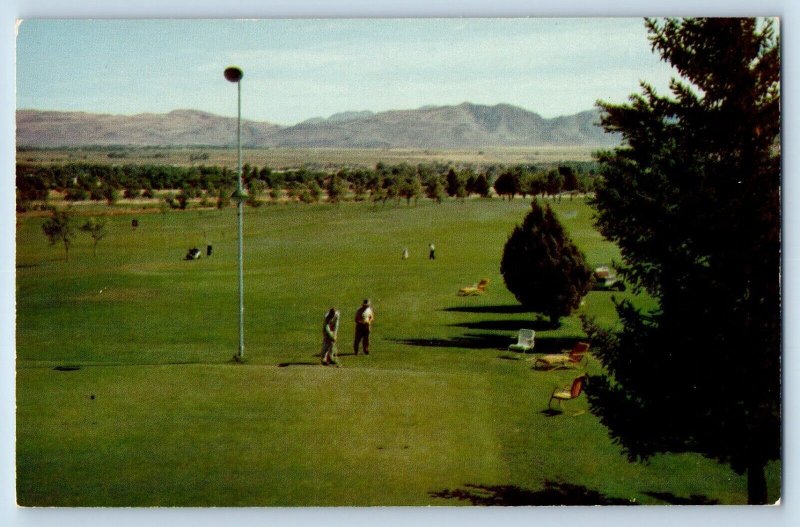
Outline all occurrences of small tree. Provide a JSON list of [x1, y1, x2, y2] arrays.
[[216, 187, 230, 209], [247, 179, 265, 207], [445, 168, 461, 197], [544, 169, 564, 199], [65, 187, 89, 202], [523, 172, 547, 198], [123, 187, 141, 200], [500, 200, 592, 325], [473, 173, 491, 198], [41, 210, 75, 261], [269, 183, 282, 203], [307, 181, 323, 203], [80, 217, 107, 257], [425, 176, 445, 204], [103, 185, 120, 206], [399, 174, 422, 206], [493, 170, 521, 200], [371, 185, 388, 206], [327, 174, 347, 203], [559, 166, 579, 193], [175, 191, 188, 210]]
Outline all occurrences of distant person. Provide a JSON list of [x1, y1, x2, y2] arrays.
[[131, 219, 139, 229], [429, 243, 436, 260], [402, 247, 409, 260], [207, 244, 213, 257], [353, 299, 374, 356], [321, 308, 340, 366]]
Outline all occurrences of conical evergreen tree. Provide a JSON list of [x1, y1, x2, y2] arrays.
[[500, 200, 592, 324]]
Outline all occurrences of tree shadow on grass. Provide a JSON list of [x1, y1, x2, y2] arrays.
[[392, 334, 583, 353], [449, 319, 557, 332], [430, 481, 634, 506], [643, 491, 719, 505], [390, 333, 512, 350], [442, 305, 531, 314]]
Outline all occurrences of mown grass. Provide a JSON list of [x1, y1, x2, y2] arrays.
[[15, 197, 779, 506]]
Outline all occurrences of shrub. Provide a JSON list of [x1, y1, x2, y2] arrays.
[[500, 200, 593, 324]]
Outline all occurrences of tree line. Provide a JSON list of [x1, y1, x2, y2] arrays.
[[16, 160, 599, 211]]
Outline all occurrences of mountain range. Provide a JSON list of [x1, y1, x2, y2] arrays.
[[16, 103, 619, 149]]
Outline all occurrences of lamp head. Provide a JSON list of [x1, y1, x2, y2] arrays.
[[224, 66, 243, 83]]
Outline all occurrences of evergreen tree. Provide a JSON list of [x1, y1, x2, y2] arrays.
[[559, 166, 579, 192], [500, 200, 592, 325], [587, 18, 780, 504], [445, 168, 462, 197], [473, 173, 491, 197]]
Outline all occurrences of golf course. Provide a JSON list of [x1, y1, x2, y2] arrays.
[[15, 197, 780, 506]]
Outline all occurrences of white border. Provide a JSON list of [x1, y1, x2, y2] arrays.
[[2, 2, 797, 527]]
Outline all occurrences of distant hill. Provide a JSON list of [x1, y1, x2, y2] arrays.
[[16, 109, 282, 148], [17, 103, 619, 148]]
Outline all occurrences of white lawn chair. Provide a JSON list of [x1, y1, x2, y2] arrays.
[[508, 329, 535, 354]]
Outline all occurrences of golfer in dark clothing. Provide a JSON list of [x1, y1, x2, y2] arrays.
[[354, 299, 374, 355], [429, 243, 436, 260]]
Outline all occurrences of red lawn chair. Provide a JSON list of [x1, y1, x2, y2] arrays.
[[548, 375, 587, 410]]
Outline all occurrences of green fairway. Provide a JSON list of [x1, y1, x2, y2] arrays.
[[16, 198, 780, 506]]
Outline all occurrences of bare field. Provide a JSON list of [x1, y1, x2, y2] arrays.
[[17, 145, 600, 169]]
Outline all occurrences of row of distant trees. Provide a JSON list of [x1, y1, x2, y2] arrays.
[[16, 160, 599, 211]]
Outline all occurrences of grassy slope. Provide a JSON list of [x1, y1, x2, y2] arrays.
[[15, 198, 779, 505]]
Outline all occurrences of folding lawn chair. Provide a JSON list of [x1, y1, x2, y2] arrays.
[[458, 279, 489, 296], [534, 342, 590, 370]]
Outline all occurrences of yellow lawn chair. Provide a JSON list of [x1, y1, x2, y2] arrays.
[[458, 279, 489, 296], [534, 342, 590, 370]]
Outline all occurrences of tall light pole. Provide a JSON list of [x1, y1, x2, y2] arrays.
[[225, 66, 247, 361]]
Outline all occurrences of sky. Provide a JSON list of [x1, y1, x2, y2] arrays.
[[16, 18, 679, 125]]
